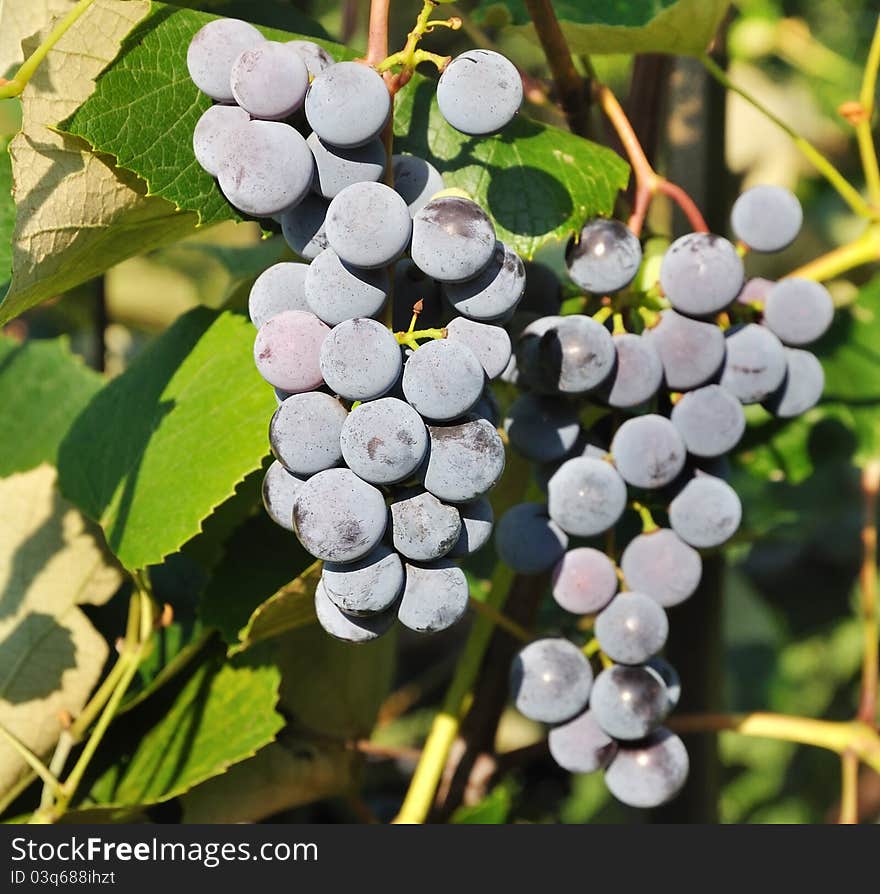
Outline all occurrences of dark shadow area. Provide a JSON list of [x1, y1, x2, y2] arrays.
[[0, 612, 76, 702]]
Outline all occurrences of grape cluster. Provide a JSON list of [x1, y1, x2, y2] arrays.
[[504, 184, 832, 808], [186, 18, 524, 643]]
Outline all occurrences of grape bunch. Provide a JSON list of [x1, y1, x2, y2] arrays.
[[186, 18, 524, 643], [503, 184, 833, 808]]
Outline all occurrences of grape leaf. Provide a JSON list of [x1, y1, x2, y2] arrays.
[[63, 3, 629, 260], [0, 0, 75, 74], [0, 466, 122, 811], [57, 308, 275, 570], [476, 0, 731, 56], [0, 335, 102, 477], [0, 0, 200, 327]]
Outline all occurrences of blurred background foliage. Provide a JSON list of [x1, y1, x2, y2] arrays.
[[1, 0, 878, 824]]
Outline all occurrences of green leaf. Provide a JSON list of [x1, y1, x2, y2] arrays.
[[63, 3, 628, 260], [476, 1, 731, 56], [0, 336, 102, 477], [393, 78, 629, 259], [170, 0, 330, 37], [451, 781, 516, 824], [57, 308, 275, 570], [82, 648, 283, 807]]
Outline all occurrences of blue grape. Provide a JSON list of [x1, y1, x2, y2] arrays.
[[644, 310, 726, 391], [401, 339, 484, 421], [762, 348, 824, 418], [551, 547, 618, 615], [762, 278, 834, 346], [391, 490, 462, 562], [610, 415, 686, 490], [315, 579, 396, 643], [392, 154, 444, 215], [397, 559, 469, 634], [510, 638, 592, 724], [444, 243, 526, 320], [670, 384, 746, 458], [547, 457, 628, 538], [288, 40, 334, 77], [281, 194, 330, 261], [292, 468, 387, 563], [595, 593, 669, 665], [660, 233, 744, 317], [646, 658, 681, 711], [411, 197, 496, 283], [192, 104, 249, 176], [262, 460, 306, 531], [495, 503, 569, 575], [253, 309, 329, 393], [548, 709, 618, 775], [720, 323, 787, 404], [305, 249, 389, 325], [186, 18, 264, 102], [322, 544, 404, 616], [604, 728, 689, 808], [566, 219, 642, 294], [307, 133, 386, 200], [248, 262, 309, 329], [230, 41, 309, 120], [730, 185, 803, 253], [620, 529, 702, 608], [424, 417, 506, 503], [590, 664, 669, 741], [448, 498, 494, 557], [305, 61, 391, 148], [602, 333, 663, 408], [504, 394, 581, 463], [269, 391, 347, 476], [319, 317, 401, 401], [437, 49, 522, 136], [445, 316, 512, 380], [668, 474, 742, 548]]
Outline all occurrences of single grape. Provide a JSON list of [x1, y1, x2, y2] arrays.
[[307, 133, 386, 200], [401, 338, 484, 421], [551, 547, 618, 615], [730, 184, 803, 252], [341, 398, 427, 485], [602, 333, 663, 408], [315, 579, 396, 643], [192, 104, 249, 177], [646, 658, 681, 711], [411, 197, 497, 283], [535, 428, 608, 495], [253, 309, 329, 393], [392, 260, 444, 331], [445, 317, 511, 380], [659, 233, 744, 317], [319, 317, 402, 401], [288, 40, 334, 77], [424, 417, 506, 503], [392, 154, 444, 215], [762, 278, 834, 346], [293, 468, 387, 563], [504, 394, 581, 463], [566, 218, 643, 294], [437, 49, 522, 136], [720, 323, 787, 404], [304, 249, 389, 325], [230, 41, 309, 120], [762, 348, 825, 418], [670, 384, 746, 457], [397, 559, 469, 634], [448, 498, 494, 557], [668, 474, 742, 548], [595, 593, 669, 665], [186, 18, 264, 102], [218, 120, 313, 217], [605, 729, 689, 808], [322, 544, 404, 616], [305, 61, 391, 148], [391, 490, 462, 562], [548, 710, 618, 775], [248, 262, 309, 329], [495, 503, 569, 575], [281, 194, 330, 261], [510, 638, 593, 724], [269, 391, 347, 476], [620, 529, 702, 608], [444, 242, 526, 320], [262, 460, 306, 531], [547, 457, 628, 538], [590, 664, 669, 741], [644, 310, 727, 391], [610, 415, 687, 490], [736, 276, 775, 307]]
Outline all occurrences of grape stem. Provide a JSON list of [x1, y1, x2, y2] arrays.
[[468, 597, 533, 644], [786, 223, 880, 282], [394, 327, 447, 350], [0, 0, 98, 99], [592, 82, 709, 236], [839, 751, 860, 824], [855, 16, 880, 208], [375, 0, 460, 84], [858, 462, 879, 727]]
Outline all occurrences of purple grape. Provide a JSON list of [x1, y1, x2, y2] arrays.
[[620, 529, 702, 607], [253, 309, 328, 393], [551, 547, 618, 615], [510, 638, 593, 724], [610, 415, 687, 490]]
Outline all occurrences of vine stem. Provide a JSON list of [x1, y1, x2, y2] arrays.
[[839, 751, 859, 824], [522, 0, 589, 136], [856, 16, 880, 207], [593, 82, 708, 235], [0, 0, 97, 98], [786, 223, 880, 281], [365, 0, 390, 66], [858, 461, 880, 726], [700, 54, 877, 221]]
